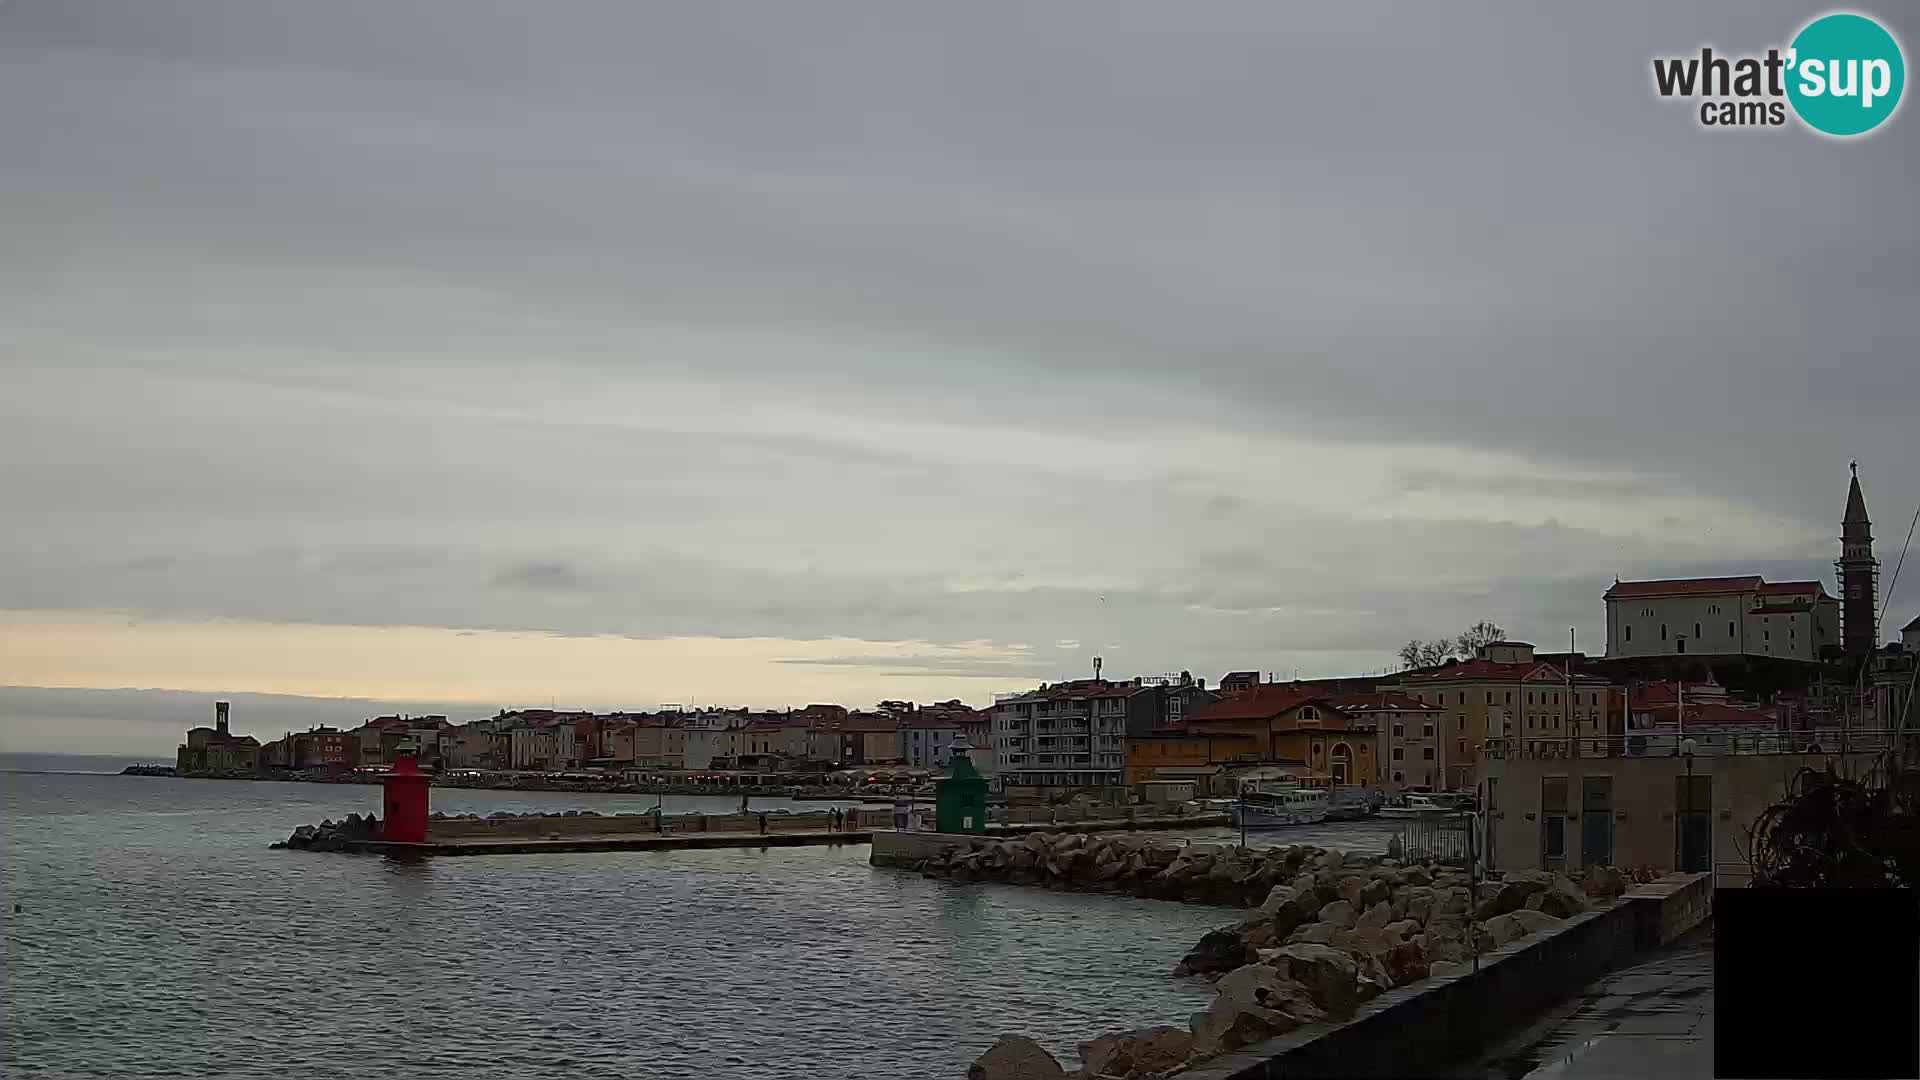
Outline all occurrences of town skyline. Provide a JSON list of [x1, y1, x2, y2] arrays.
[[4, 2, 1916, 754]]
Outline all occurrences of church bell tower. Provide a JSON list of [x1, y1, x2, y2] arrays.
[[1838, 462, 1879, 657]]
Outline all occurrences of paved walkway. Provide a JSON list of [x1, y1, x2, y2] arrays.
[[1458, 928, 1713, 1080]]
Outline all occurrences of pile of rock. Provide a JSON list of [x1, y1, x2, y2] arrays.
[[917, 833, 1332, 908], [271, 813, 381, 851], [965, 846, 1628, 1079]]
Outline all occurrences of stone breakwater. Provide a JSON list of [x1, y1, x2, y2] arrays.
[[271, 809, 601, 850], [926, 834, 1637, 1080]]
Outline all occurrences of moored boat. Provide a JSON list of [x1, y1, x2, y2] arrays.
[[1228, 781, 1329, 828]]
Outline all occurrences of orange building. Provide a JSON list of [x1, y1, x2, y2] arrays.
[[1161, 684, 1380, 787]]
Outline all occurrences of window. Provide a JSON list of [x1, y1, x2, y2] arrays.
[[1486, 691, 1494, 705], [1764, 629, 1771, 641], [1392, 723, 1405, 736], [1694, 622, 1701, 639], [1392, 771, 1403, 783], [1299, 706, 1318, 721], [1528, 692, 1535, 705], [1422, 747, 1435, 760], [1457, 739, 1466, 756], [1728, 621, 1735, 638], [1661, 624, 1668, 640], [1423, 723, 1435, 737], [1625, 626, 1631, 642], [1392, 747, 1404, 760], [1553, 693, 1560, 705], [1457, 692, 1466, 706], [1505, 691, 1512, 705]]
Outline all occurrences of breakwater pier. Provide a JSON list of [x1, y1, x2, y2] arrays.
[[274, 806, 1230, 856]]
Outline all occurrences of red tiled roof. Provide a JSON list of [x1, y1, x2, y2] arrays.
[[839, 713, 898, 733], [1184, 685, 1327, 723], [1327, 691, 1443, 713], [1605, 576, 1764, 599], [1401, 659, 1607, 685], [897, 713, 966, 730], [1757, 580, 1825, 596]]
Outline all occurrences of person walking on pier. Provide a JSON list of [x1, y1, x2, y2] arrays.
[[757, 811, 768, 836]]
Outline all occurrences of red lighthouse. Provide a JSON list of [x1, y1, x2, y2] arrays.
[[381, 756, 431, 843]]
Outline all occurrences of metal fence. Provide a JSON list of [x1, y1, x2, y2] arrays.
[[1484, 729, 1906, 761], [1395, 812, 1477, 865]]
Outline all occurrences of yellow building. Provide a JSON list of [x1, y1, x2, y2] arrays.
[[1394, 642, 1613, 791], [1175, 685, 1380, 787]]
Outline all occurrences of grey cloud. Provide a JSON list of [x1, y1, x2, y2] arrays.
[[492, 562, 589, 592], [0, 0, 1914, 704]]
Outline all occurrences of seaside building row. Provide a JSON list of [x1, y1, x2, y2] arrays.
[[179, 467, 1918, 883]]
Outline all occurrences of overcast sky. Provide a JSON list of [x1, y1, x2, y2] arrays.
[[3, 1, 1916, 751]]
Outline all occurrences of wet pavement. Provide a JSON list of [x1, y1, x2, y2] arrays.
[[1458, 927, 1713, 1080]]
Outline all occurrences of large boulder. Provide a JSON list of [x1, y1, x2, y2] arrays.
[[1434, 886, 1470, 917], [1358, 878, 1393, 908], [1337, 876, 1366, 905], [1511, 909, 1563, 937], [969, 1035, 1067, 1080], [1583, 864, 1629, 898], [1483, 913, 1527, 947], [1177, 927, 1256, 977], [1317, 900, 1356, 929], [1076, 1027, 1193, 1080], [1265, 943, 1361, 1018], [1381, 919, 1421, 945], [1537, 875, 1591, 919], [1189, 965, 1324, 1058], [1287, 922, 1337, 945], [1383, 938, 1428, 987], [1354, 901, 1391, 931], [1473, 878, 1544, 922], [1401, 865, 1433, 887]]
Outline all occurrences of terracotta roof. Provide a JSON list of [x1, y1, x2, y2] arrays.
[[1400, 659, 1606, 685], [1326, 691, 1443, 713], [897, 713, 965, 730], [838, 713, 898, 733], [1184, 685, 1327, 723], [997, 680, 1142, 704], [1605, 576, 1763, 599], [1757, 580, 1825, 596]]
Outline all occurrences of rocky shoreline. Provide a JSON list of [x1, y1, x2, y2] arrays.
[[910, 834, 1641, 1079]]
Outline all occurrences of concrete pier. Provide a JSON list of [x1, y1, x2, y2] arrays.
[[346, 830, 876, 856]]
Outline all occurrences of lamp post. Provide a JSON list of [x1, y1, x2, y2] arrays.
[[1673, 736, 1697, 871]]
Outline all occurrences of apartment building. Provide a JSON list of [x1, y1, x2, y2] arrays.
[[991, 679, 1130, 789], [1394, 642, 1613, 790]]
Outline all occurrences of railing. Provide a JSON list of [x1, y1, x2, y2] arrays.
[[1484, 729, 1907, 760], [1395, 812, 1476, 865]]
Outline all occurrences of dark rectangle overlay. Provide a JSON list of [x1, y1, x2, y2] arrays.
[[1716, 889, 1918, 1079]]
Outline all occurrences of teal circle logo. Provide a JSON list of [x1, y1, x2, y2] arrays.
[[1787, 13, 1905, 136]]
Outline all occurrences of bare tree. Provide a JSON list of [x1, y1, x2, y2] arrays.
[[1399, 622, 1506, 669], [1399, 638, 1456, 669], [1454, 620, 1507, 659]]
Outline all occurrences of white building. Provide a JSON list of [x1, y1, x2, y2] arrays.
[[1604, 576, 1838, 662], [895, 715, 964, 768], [990, 679, 1130, 790]]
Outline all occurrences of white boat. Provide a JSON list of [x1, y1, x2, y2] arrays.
[[1378, 792, 1474, 818], [1229, 782, 1329, 828]]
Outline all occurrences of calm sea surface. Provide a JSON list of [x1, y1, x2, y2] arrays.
[[0, 764, 1281, 1080]]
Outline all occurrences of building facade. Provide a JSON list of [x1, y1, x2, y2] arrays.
[[990, 679, 1131, 789], [1327, 691, 1446, 792], [1178, 685, 1379, 787], [1604, 576, 1839, 662], [1394, 642, 1613, 791]]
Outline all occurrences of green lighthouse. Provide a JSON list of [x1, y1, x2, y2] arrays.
[[935, 738, 989, 834]]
